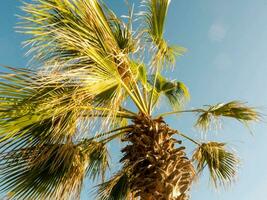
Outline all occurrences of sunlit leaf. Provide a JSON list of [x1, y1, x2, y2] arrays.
[[195, 101, 260, 131], [141, 0, 186, 65]]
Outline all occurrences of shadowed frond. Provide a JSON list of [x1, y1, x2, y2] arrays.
[[96, 170, 130, 200], [141, 0, 186, 65], [148, 73, 190, 110], [0, 141, 98, 200], [80, 140, 110, 181], [195, 101, 260, 131], [192, 142, 239, 188]]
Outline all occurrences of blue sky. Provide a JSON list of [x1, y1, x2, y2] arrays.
[[1, 1, 267, 200]]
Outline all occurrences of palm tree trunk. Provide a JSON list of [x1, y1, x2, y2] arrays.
[[121, 114, 195, 200]]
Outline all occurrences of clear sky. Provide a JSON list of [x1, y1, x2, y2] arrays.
[[1, 1, 267, 200]]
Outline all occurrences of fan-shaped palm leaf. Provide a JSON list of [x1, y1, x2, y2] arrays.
[[195, 101, 260, 131], [20, 0, 147, 114], [192, 142, 239, 187], [141, 0, 186, 65], [0, 140, 108, 200], [107, 6, 136, 54], [0, 67, 90, 146], [96, 170, 130, 200], [148, 73, 190, 110]]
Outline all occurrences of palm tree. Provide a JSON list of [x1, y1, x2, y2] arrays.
[[0, 0, 260, 199]]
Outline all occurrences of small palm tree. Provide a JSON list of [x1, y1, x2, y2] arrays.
[[0, 0, 260, 199]]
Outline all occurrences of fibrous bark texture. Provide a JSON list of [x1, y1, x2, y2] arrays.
[[121, 115, 195, 200]]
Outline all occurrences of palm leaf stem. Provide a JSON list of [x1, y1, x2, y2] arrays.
[[80, 106, 136, 117], [142, 86, 148, 111], [83, 114, 135, 119], [156, 109, 205, 118], [119, 107, 137, 116], [120, 80, 148, 114], [123, 63, 149, 114], [132, 82, 148, 114], [101, 129, 132, 144], [89, 126, 133, 141], [148, 65, 159, 114], [176, 131, 200, 145]]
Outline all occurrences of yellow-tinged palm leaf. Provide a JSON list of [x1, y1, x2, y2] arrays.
[[195, 101, 260, 131], [0, 66, 136, 149], [20, 0, 149, 115], [141, 0, 186, 66], [142, 0, 170, 40], [0, 67, 92, 147], [192, 142, 239, 188], [137, 62, 148, 86], [20, 0, 117, 65]]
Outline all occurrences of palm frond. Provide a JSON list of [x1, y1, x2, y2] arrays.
[[148, 73, 190, 110], [136, 62, 148, 87], [80, 140, 110, 182], [19, 0, 151, 115], [96, 170, 130, 200], [0, 143, 87, 200], [141, 0, 186, 65], [192, 142, 239, 188], [0, 66, 138, 150], [20, 0, 128, 110], [195, 101, 260, 131], [142, 0, 170, 41], [0, 67, 92, 147], [107, 6, 136, 54], [20, 0, 117, 65]]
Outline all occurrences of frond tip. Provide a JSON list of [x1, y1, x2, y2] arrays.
[[195, 101, 260, 131], [192, 142, 239, 188]]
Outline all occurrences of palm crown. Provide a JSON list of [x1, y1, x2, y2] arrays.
[[0, 0, 260, 199]]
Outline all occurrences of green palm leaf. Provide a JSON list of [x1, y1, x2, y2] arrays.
[[0, 143, 87, 199], [195, 101, 260, 131], [192, 142, 239, 187], [107, 6, 136, 53], [96, 170, 130, 200], [0, 67, 89, 146], [141, 0, 186, 65], [148, 73, 190, 110]]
